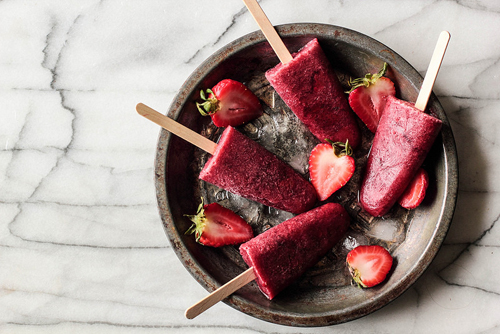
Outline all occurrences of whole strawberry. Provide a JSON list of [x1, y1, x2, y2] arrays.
[[347, 63, 396, 133], [308, 140, 355, 201], [185, 199, 253, 247], [197, 79, 263, 127], [346, 245, 393, 288]]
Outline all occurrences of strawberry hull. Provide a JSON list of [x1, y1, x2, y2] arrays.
[[265, 38, 360, 148], [360, 96, 442, 217], [239, 203, 350, 300], [199, 126, 317, 214]]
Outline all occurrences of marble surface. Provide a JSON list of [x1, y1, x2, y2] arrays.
[[1, 0, 499, 332]]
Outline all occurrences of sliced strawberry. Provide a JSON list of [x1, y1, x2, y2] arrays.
[[185, 199, 253, 247], [347, 63, 396, 133], [308, 140, 355, 201], [398, 168, 429, 209], [197, 79, 263, 127], [346, 245, 393, 288]]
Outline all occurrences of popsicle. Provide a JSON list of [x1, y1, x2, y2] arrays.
[[136, 104, 316, 214], [265, 38, 361, 147], [240, 202, 350, 299], [359, 31, 450, 217], [241, 0, 360, 147], [359, 96, 442, 216], [185, 202, 350, 318], [200, 126, 317, 214]]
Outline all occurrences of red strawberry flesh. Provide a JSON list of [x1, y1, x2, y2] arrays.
[[346, 245, 393, 288], [347, 63, 396, 133], [398, 168, 429, 209], [185, 202, 253, 247], [197, 79, 262, 127], [308, 141, 355, 201]]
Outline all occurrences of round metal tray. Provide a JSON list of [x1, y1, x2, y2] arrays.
[[154, 23, 458, 326]]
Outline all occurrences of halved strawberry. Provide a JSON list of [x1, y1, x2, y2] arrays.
[[308, 140, 355, 201], [185, 199, 253, 247], [347, 63, 396, 133], [346, 245, 393, 288], [197, 79, 263, 127], [398, 168, 429, 209]]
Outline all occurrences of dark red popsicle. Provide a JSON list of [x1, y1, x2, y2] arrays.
[[239, 202, 350, 300], [265, 38, 360, 148], [360, 96, 442, 217], [199, 126, 317, 214]]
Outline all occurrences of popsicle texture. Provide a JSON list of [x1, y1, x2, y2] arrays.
[[239, 202, 350, 300], [265, 38, 360, 148], [199, 126, 317, 214], [360, 96, 442, 217]]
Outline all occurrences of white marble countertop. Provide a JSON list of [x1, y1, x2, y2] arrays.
[[1, 0, 499, 332]]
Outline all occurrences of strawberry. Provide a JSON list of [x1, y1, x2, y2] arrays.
[[346, 245, 393, 288], [308, 140, 355, 201], [347, 63, 396, 133], [185, 199, 253, 247], [398, 168, 429, 209], [196, 79, 263, 127]]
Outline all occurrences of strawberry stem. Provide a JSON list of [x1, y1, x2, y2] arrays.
[[346, 62, 389, 93], [184, 198, 207, 243], [196, 89, 219, 116], [347, 264, 368, 288], [325, 139, 353, 157]]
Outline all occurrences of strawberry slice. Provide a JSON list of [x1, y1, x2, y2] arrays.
[[197, 79, 263, 127], [308, 140, 355, 201], [347, 63, 396, 133], [185, 199, 253, 247], [398, 168, 429, 209], [346, 245, 393, 288]]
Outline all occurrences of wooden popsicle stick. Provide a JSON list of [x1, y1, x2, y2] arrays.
[[185, 267, 256, 319], [242, 0, 293, 64], [136, 103, 218, 155], [414, 31, 451, 111]]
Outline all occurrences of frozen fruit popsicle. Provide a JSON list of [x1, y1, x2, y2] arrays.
[[359, 95, 442, 217], [359, 31, 450, 217], [239, 202, 350, 300], [265, 38, 361, 148], [184, 202, 350, 318], [200, 126, 317, 214], [136, 104, 316, 214]]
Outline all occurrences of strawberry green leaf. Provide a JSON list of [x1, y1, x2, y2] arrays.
[[346, 62, 389, 93]]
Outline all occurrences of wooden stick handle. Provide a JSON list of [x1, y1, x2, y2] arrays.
[[242, 0, 293, 64], [136, 103, 218, 155], [185, 267, 256, 319], [414, 31, 451, 111]]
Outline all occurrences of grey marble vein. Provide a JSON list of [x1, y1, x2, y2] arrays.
[[1, 0, 500, 333], [184, 5, 248, 65]]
